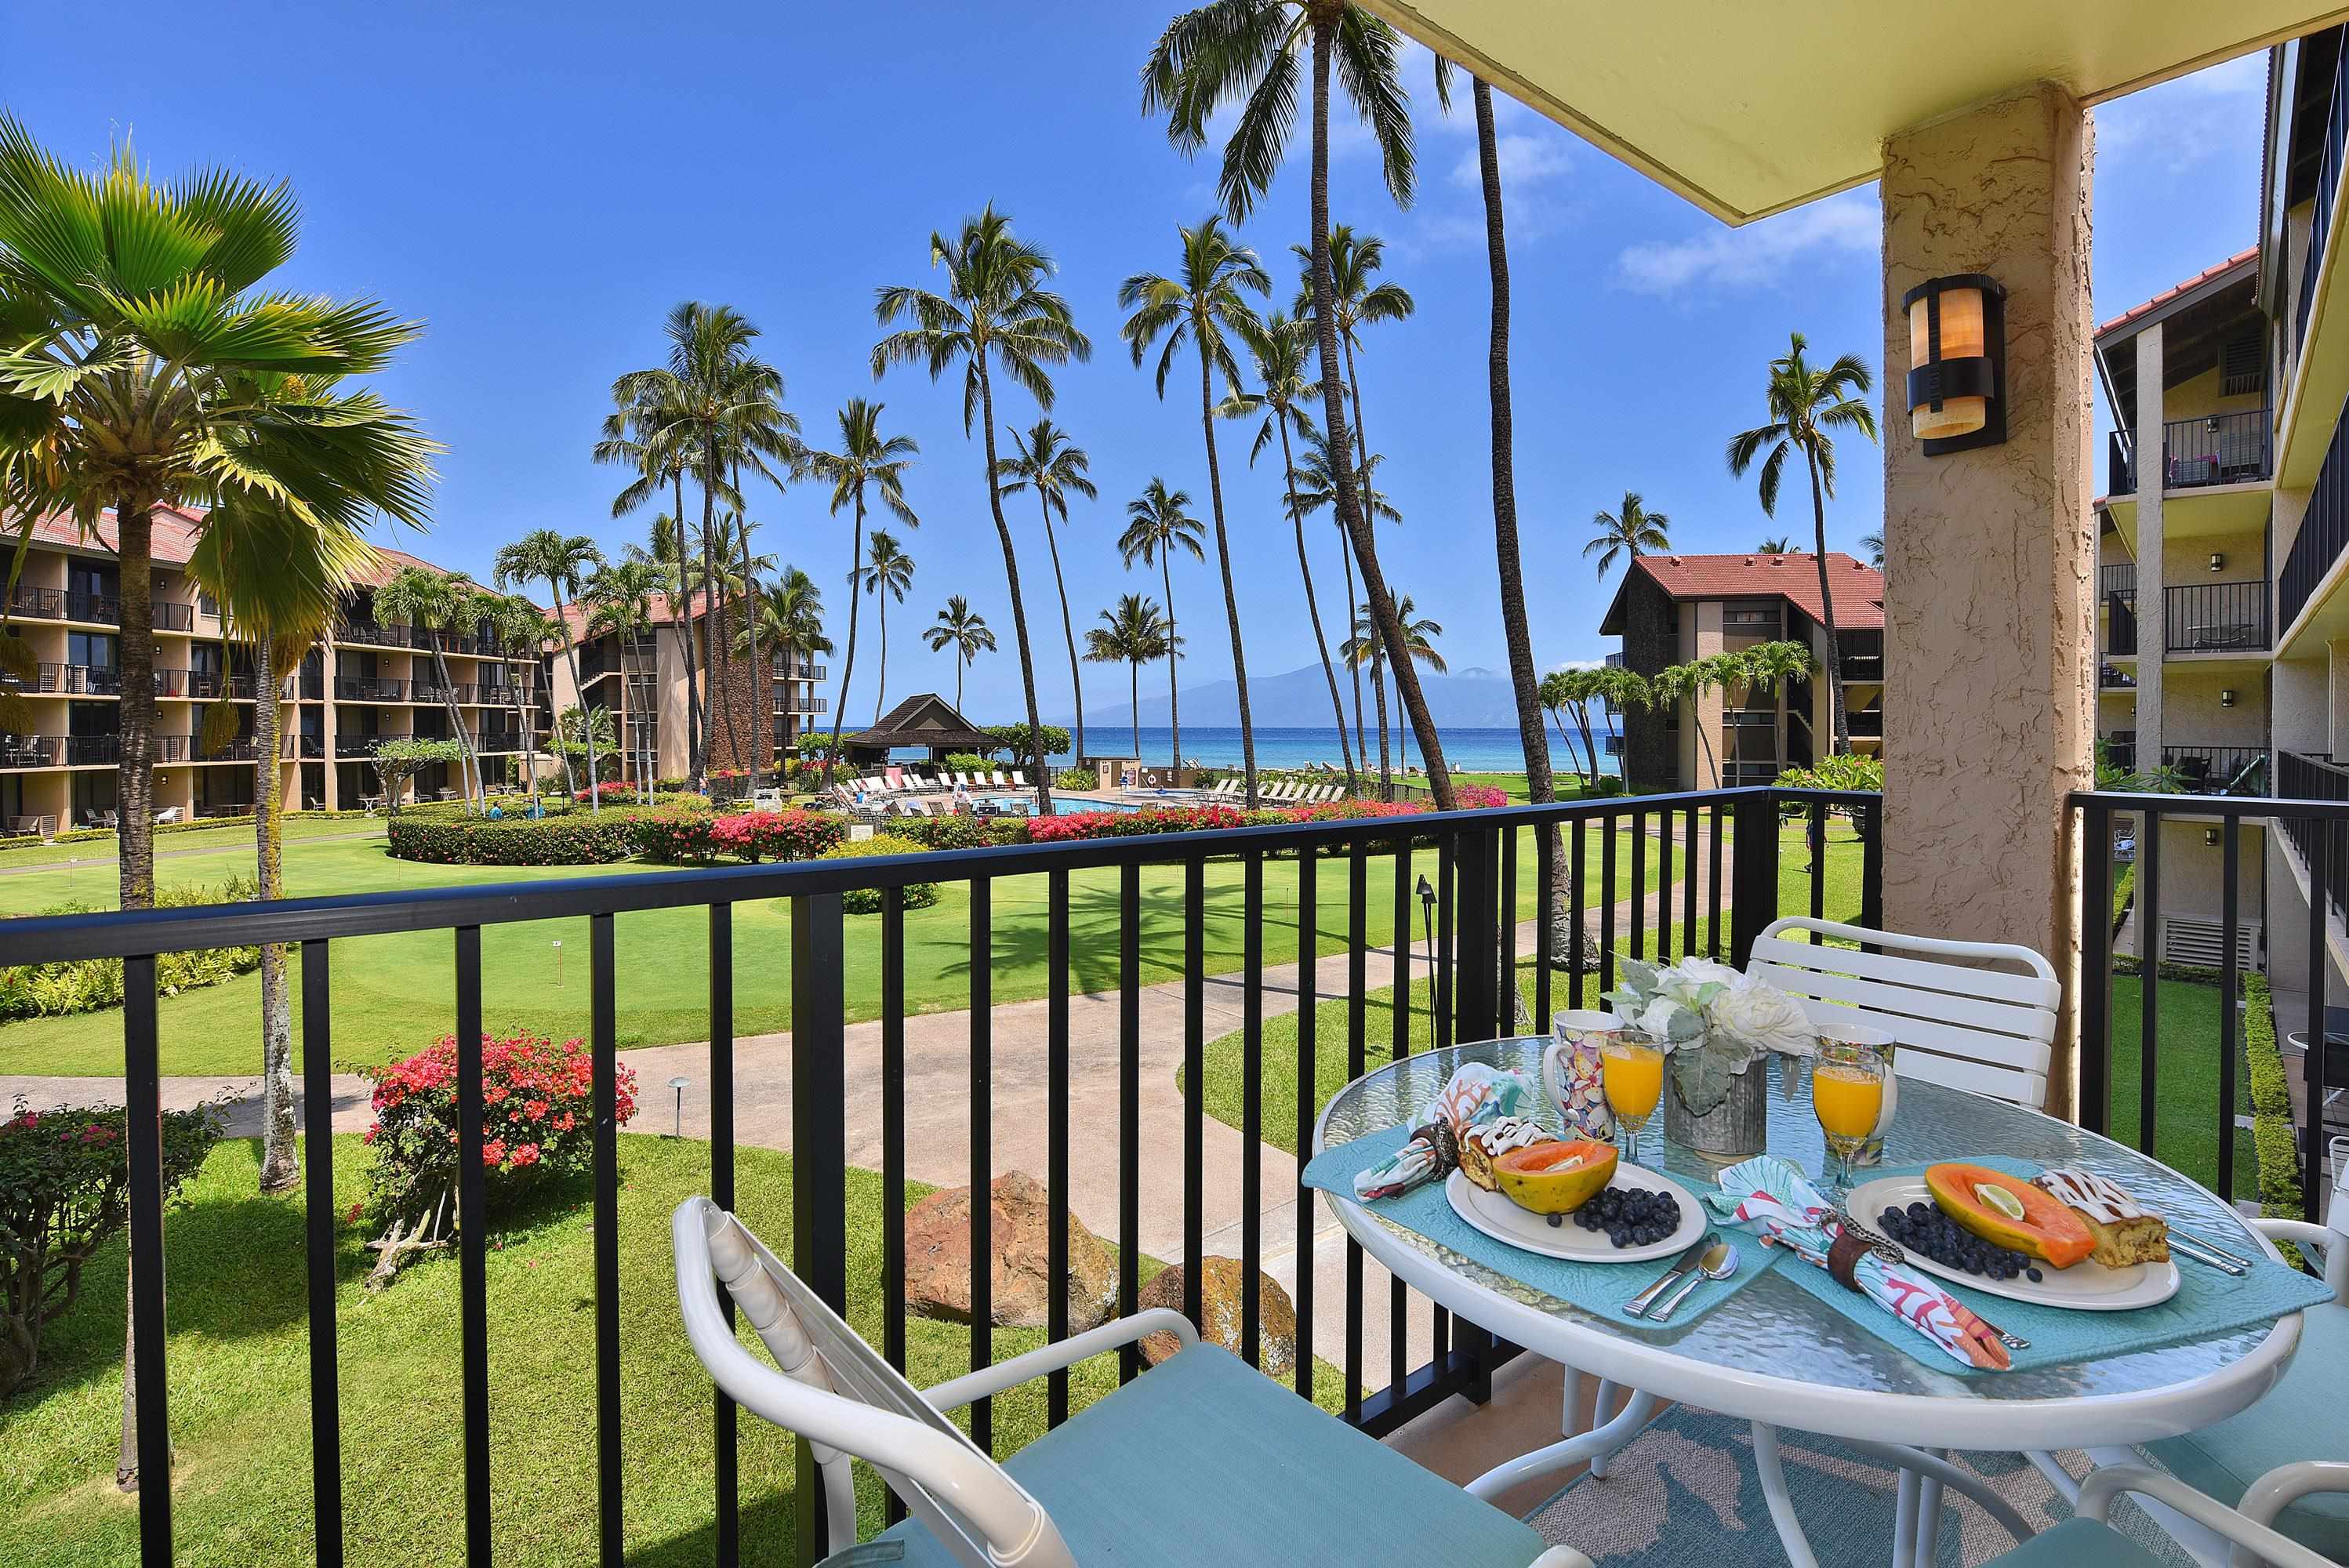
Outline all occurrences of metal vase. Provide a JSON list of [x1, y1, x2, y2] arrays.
[[1663, 1052, 1770, 1164]]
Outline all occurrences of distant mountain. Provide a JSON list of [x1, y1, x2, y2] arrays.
[[1062, 662, 1540, 729]]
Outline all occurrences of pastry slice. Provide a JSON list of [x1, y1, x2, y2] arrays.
[[2033, 1167, 2170, 1267], [1456, 1117, 1556, 1192]]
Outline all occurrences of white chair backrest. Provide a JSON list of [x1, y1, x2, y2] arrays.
[[1745, 916, 2060, 1109], [1012, 770, 1029, 787], [992, 770, 1011, 788], [672, 1198, 1069, 1568]]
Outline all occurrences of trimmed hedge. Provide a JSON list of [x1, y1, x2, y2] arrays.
[[387, 811, 645, 866], [821, 833, 940, 913], [2242, 972, 2307, 1258], [0, 879, 260, 1020]]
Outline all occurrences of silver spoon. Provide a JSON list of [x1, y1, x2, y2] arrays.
[[1649, 1239, 1738, 1323]]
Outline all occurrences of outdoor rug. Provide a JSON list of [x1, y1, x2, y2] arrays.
[[1526, 1405, 2197, 1566]]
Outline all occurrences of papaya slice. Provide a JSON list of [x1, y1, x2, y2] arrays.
[[1494, 1138, 1617, 1216], [1925, 1162, 2094, 1269]]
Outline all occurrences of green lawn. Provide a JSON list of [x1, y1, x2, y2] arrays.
[[0, 814, 387, 873], [1, 823, 1667, 1077], [2108, 972, 2258, 1199], [0, 1134, 1347, 1567]]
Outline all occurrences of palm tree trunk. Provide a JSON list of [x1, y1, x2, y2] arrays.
[[430, 638, 478, 813], [1804, 445, 1850, 753], [1371, 654, 1392, 798], [1306, 19, 1453, 811], [670, 473, 703, 777], [742, 532, 764, 780], [1038, 491, 1085, 765], [954, 654, 964, 714], [553, 594, 599, 811], [111, 495, 157, 1494], [1196, 341, 1258, 809], [974, 365, 1055, 815], [1130, 659, 1142, 760], [1277, 420, 1357, 794], [874, 591, 888, 724], [826, 496, 865, 784], [515, 673, 540, 809], [253, 634, 297, 1194], [699, 480, 725, 780], [1160, 558, 1181, 775], [1338, 522, 1366, 762]]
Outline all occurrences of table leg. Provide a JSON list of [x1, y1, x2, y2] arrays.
[[1845, 1441, 2035, 1546], [1588, 1379, 1620, 1477], [1893, 1465, 1921, 1568], [1752, 1424, 1825, 1568], [1465, 1388, 1661, 1503], [1559, 1363, 1585, 1439], [1914, 1450, 1947, 1564]]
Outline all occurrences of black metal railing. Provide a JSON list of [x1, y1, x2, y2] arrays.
[[0, 732, 57, 767], [777, 694, 829, 717], [1838, 654, 1882, 682], [333, 737, 381, 759], [62, 590, 120, 625], [2283, 393, 2349, 637], [2, 786, 1885, 1566], [1845, 709, 1883, 739], [774, 657, 827, 681], [2164, 579, 2271, 652], [186, 671, 256, 701], [2100, 662, 2137, 689], [2104, 732, 2137, 771], [2107, 412, 2274, 495], [2300, 42, 2349, 363], [63, 735, 118, 764], [152, 601, 195, 633], [6, 585, 63, 619], [334, 676, 409, 702], [2100, 562, 2137, 601], [2158, 745, 2268, 796], [283, 735, 325, 760]]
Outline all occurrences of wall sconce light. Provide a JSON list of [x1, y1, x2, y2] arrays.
[[2220, 688, 2238, 707], [2204, 828, 2222, 848], [2208, 553, 2225, 573], [1904, 274, 2006, 455]]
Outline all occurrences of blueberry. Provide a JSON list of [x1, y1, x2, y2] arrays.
[[2026, 1267, 2044, 1283], [1547, 1212, 1564, 1228]]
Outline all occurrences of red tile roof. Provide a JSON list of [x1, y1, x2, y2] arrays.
[[2097, 247, 2257, 337], [1621, 551, 1885, 630], [20, 507, 505, 597], [553, 588, 713, 637]]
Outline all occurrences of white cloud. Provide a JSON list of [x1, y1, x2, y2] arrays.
[[1450, 129, 1574, 190], [2097, 53, 2263, 172], [1548, 658, 1605, 673], [1614, 189, 1879, 297]]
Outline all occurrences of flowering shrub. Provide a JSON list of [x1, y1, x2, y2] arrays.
[[1454, 784, 1511, 810], [1, 1098, 222, 1395], [388, 811, 645, 866], [1028, 799, 1428, 844], [574, 780, 640, 803], [361, 1034, 637, 1226], [632, 811, 723, 865], [891, 814, 1030, 851], [0, 878, 260, 1021], [819, 833, 941, 913], [711, 809, 848, 863]]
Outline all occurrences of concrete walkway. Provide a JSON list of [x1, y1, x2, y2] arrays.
[[3, 822, 1730, 1393]]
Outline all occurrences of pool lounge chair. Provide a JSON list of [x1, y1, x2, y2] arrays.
[[1011, 770, 1029, 788], [988, 770, 1009, 788]]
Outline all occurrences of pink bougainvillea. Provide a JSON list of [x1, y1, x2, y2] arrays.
[[361, 1033, 637, 1218]]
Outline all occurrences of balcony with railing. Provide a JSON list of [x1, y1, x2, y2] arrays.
[[778, 692, 830, 717], [2299, 42, 2349, 365], [2107, 411, 2272, 495], [2163, 579, 2271, 653], [334, 675, 410, 702], [2100, 662, 2137, 690], [186, 670, 256, 701], [2158, 745, 2267, 796], [1843, 708, 1882, 739], [282, 734, 325, 760], [333, 736, 383, 759], [2282, 392, 2349, 637], [773, 655, 828, 681], [61, 734, 118, 765], [0, 733, 58, 768]]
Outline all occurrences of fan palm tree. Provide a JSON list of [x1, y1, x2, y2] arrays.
[[1143, 0, 1456, 807], [1120, 215, 1270, 805], [483, 593, 556, 810], [1084, 593, 1174, 761], [376, 565, 485, 813], [923, 593, 996, 713], [856, 531, 916, 722], [736, 565, 833, 756], [804, 399, 918, 777], [494, 531, 604, 808], [1229, 310, 1356, 793], [1858, 529, 1886, 570], [586, 557, 660, 801], [1117, 479, 1207, 772], [994, 418, 1097, 760], [1726, 332, 1880, 753], [873, 206, 1091, 813], [1585, 492, 1670, 581]]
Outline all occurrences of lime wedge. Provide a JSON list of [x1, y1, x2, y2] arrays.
[[1976, 1183, 2027, 1222]]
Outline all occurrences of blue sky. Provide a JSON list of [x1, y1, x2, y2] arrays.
[[4, 3, 2268, 720]]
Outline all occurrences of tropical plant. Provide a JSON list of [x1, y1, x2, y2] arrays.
[[368, 736, 463, 818], [554, 704, 617, 780], [375, 565, 485, 814], [1537, 667, 1601, 789], [494, 531, 604, 808], [855, 531, 916, 723], [1757, 535, 1795, 554], [738, 565, 833, 754], [1726, 332, 1880, 753], [1144, 0, 1457, 807], [804, 398, 919, 776], [1858, 529, 1885, 570], [923, 593, 995, 713], [1342, 593, 1443, 789], [586, 557, 661, 803], [1229, 310, 1355, 792], [1650, 657, 1727, 787], [594, 377, 702, 770], [482, 593, 554, 809], [1120, 215, 1269, 804], [993, 418, 1098, 761], [873, 206, 1091, 814], [1084, 593, 1174, 761], [1117, 479, 1207, 772], [1584, 491, 1670, 580]]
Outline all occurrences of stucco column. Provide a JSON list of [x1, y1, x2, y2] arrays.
[[1881, 85, 2094, 1119], [2133, 322, 2165, 771]]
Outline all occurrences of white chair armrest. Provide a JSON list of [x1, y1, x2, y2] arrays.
[[1530, 1548, 1598, 1568], [2240, 1461, 2349, 1556], [2249, 1217, 2333, 1255], [922, 1308, 1200, 1412], [2078, 1465, 2337, 1568]]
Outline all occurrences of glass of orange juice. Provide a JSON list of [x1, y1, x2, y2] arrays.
[[1811, 1041, 1887, 1198], [1599, 1031, 1667, 1167]]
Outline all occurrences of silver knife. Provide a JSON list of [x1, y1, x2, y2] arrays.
[[2169, 1234, 2248, 1276], [2173, 1228, 2254, 1269], [1627, 1229, 1721, 1319]]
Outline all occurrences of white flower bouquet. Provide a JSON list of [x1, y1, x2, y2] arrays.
[[1603, 956, 1818, 1116]]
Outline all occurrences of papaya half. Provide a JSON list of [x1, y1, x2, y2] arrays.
[[1925, 1163, 2095, 1269], [1494, 1138, 1618, 1216]]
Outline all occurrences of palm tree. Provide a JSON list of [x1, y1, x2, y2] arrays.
[[594, 383, 702, 773], [1117, 480, 1207, 772], [495, 531, 605, 808], [1726, 332, 1880, 753], [376, 566, 485, 813], [856, 531, 917, 721], [1120, 216, 1270, 806], [874, 208, 1090, 814], [994, 419, 1098, 761], [1858, 529, 1886, 570], [1084, 594, 1174, 761], [1537, 667, 1596, 789], [484, 593, 555, 809], [735, 566, 833, 757], [1758, 535, 1795, 554], [923, 594, 997, 713], [1740, 637, 1824, 768], [1342, 593, 1445, 787], [1585, 492, 1670, 581], [1651, 654, 1744, 788], [612, 513, 704, 771], [586, 557, 660, 801], [1144, 0, 1456, 807], [1229, 310, 1356, 793], [804, 400, 918, 777]]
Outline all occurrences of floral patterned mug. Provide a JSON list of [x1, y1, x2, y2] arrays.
[[1541, 1009, 1620, 1144]]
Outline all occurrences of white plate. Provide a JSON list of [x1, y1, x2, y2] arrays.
[[1846, 1175, 2182, 1312], [1446, 1163, 1705, 1264]]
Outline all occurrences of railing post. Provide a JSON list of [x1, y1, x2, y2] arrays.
[[1454, 828, 1497, 1046], [790, 891, 848, 1563], [2079, 800, 2112, 1137], [1730, 792, 1781, 967]]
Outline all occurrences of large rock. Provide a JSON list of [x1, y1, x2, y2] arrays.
[[1135, 1257, 1296, 1377], [902, 1171, 1117, 1332]]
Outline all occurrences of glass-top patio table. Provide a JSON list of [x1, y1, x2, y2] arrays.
[[1313, 1036, 2309, 1567]]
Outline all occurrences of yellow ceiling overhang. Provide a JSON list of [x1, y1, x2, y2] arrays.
[[1359, 1, 2349, 223]]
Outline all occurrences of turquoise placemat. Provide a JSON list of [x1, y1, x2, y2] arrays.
[[1790, 1158, 2334, 1377], [1302, 1125, 1785, 1328]]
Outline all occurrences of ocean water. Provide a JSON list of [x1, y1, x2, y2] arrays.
[[894, 724, 1622, 775]]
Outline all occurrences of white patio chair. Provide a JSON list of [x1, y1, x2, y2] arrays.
[[990, 770, 1011, 789], [153, 806, 181, 825], [1975, 1465, 2341, 1568], [672, 1197, 1587, 1568], [906, 798, 934, 817], [1011, 770, 1029, 788]]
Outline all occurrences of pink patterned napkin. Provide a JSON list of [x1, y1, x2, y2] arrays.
[[1350, 1063, 1541, 1200]]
